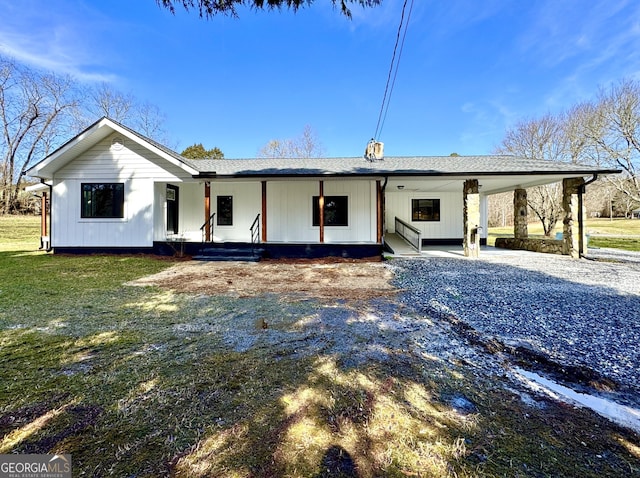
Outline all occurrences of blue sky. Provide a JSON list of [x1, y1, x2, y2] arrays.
[[1, 0, 639, 158]]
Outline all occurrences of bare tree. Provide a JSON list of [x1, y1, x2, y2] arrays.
[[527, 182, 564, 235], [295, 124, 325, 158], [0, 56, 78, 213], [1, 56, 172, 213], [73, 83, 170, 144], [613, 187, 639, 217], [495, 114, 567, 236], [258, 139, 294, 159], [581, 79, 640, 205], [584, 180, 615, 218], [487, 191, 514, 227], [88, 83, 133, 122], [258, 124, 325, 158], [135, 101, 168, 141], [500, 113, 567, 160]]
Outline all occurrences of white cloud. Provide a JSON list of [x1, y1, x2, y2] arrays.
[[0, 0, 119, 82], [414, 0, 506, 39], [518, 0, 640, 71]]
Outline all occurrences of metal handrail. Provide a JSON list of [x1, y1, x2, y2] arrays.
[[395, 216, 422, 252], [200, 212, 216, 243], [250, 213, 260, 246]]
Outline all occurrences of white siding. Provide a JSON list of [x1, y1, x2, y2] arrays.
[[267, 179, 376, 243], [153, 183, 166, 242], [323, 180, 376, 243], [267, 181, 316, 242], [210, 182, 262, 242], [52, 132, 191, 248], [179, 182, 205, 241], [480, 194, 488, 239], [385, 191, 463, 239], [56, 133, 191, 181], [153, 182, 205, 242], [52, 178, 154, 247]]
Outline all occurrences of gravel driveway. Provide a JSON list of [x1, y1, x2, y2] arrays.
[[135, 250, 640, 411], [388, 248, 640, 406]]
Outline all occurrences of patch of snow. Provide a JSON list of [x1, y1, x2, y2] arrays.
[[514, 368, 640, 434]]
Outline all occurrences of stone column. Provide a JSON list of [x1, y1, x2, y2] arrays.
[[562, 177, 586, 258], [513, 188, 528, 239], [463, 179, 480, 258]]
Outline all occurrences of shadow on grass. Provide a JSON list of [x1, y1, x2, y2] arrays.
[[1, 251, 640, 477]]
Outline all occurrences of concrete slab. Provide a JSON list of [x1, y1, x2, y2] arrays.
[[384, 233, 548, 259]]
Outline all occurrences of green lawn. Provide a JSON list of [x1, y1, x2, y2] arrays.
[[0, 214, 42, 251], [489, 218, 640, 251], [1, 215, 639, 477]]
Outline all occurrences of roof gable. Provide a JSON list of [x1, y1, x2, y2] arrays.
[[27, 117, 198, 179]]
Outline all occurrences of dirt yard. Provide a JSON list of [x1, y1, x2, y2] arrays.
[[129, 258, 396, 300]]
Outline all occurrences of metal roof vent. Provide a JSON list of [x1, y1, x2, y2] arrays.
[[364, 139, 384, 161]]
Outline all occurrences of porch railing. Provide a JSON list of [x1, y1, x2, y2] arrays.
[[250, 213, 260, 248], [200, 212, 216, 243], [395, 216, 422, 253]]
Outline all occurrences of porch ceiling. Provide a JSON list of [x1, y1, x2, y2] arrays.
[[385, 173, 595, 194]]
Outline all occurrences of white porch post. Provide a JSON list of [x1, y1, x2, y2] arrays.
[[204, 181, 211, 242], [463, 179, 480, 258], [261, 181, 267, 242], [319, 180, 325, 244]]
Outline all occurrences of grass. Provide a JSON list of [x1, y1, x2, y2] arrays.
[[1, 215, 639, 477], [0, 214, 42, 251], [489, 218, 640, 251]]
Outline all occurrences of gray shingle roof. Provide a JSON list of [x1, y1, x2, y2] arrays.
[[182, 155, 619, 178]]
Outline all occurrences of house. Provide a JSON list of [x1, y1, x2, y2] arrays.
[[26, 117, 619, 259]]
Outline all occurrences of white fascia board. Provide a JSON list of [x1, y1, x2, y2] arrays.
[[27, 118, 198, 179], [25, 182, 52, 193], [27, 119, 110, 179]]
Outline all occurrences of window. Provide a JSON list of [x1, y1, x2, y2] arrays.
[[313, 196, 348, 226], [166, 185, 179, 234], [217, 196, 233, 225], [412, 199, 440, 222], [81, 183, 124, 218]]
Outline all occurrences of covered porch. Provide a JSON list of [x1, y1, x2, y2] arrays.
[[383, 175, 595, 259], [154, 177, 383, 259]]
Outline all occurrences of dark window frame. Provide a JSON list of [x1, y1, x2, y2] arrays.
[[411, 198, 440, 222], [217, 195, 233, 226], [81, 183, 125, 219], [312, 195, 349, 227]]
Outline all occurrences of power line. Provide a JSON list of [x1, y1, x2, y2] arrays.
[[372, 0, 415, 142]]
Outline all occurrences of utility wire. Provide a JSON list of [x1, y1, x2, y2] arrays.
[[379, 0, 414, 139], [373, 0, 414, 142]]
